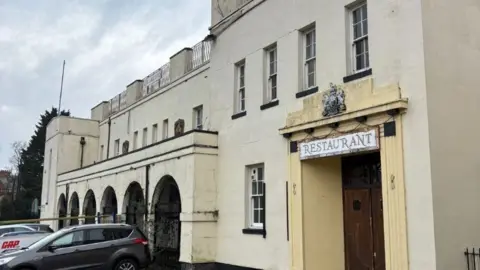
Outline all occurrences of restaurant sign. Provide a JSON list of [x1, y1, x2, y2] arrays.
[[299, 129, 379, 160]]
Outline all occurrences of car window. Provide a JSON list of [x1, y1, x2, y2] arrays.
[[51, 231, 84, 248], [28, 227, 71, 248], [0, 228, 13, 235], [39, 225, 54, 233], [13, 227, 31, 232], [104, 228, 132, 240], [85, 229, 106, 244], [26, 225, 39, 231]]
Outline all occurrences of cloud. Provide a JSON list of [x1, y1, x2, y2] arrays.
[[0, 105, 10, 113], [0, 0, 210, 168]]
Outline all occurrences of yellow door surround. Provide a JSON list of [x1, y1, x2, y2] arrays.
[[280, 78, 409, 270]]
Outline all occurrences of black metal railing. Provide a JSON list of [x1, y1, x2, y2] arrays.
[[465, 248, 480, 270]]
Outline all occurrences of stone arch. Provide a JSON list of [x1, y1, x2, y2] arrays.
[[151, 175, 181, 265], [83, 189, 97, 224], [57, 194, 67, 229], [151, 175, 182, 213], [122, 181, 145, 230], [101, 186, 118, 216], [69, 192, 80, 225]]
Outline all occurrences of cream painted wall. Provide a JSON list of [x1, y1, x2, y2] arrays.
[[302, 157, 344, 270], [209, 0, 434, 268], [421, 0, 480, 269], [41, 116, 100, 224], [40, 0, 480, 268], [97, 66, 211, 160], [55, 132, 218, 263]]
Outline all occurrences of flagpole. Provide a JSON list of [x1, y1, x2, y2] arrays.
[[58, 60, 66, 114]]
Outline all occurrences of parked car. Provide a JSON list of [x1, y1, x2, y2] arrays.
[[0, 223, 151, 270], [21, 224, 54, 233], [0, 231, 50, 238], [0, 232, 51, 253], [0, 224, 54, 236]]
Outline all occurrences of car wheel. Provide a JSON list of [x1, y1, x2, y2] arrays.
[[114, 258, 138, 270]]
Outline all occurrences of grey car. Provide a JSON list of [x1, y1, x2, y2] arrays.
[[0, 223, 151, 270]]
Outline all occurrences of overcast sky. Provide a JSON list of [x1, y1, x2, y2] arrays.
[[0, 0, 210, 169]]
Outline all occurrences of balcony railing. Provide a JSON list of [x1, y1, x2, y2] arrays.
[[106, 39, 212, 117]]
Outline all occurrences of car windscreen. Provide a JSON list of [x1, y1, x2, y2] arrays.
[[27, 228, 70, 249]]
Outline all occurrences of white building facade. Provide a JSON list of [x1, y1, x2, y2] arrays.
[[41, 0, 480, 269]]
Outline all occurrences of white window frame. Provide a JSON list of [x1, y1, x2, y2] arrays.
[[266, 46, 278, 102], [193, 105, 203, 130], [237, 62, 246, 112], [142, 128, 148, 147], [350, 2, 369, 73], [113, 139, 120, 156], [247, 164, 265, 229], [162, 119, 169, 139], [152, 124, 158, 143], [303, 27, 316, 90]]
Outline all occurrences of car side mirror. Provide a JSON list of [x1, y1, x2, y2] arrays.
[[47, 245, 56, 252]]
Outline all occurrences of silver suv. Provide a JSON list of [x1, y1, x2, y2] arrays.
[[0, 223, 151, 270]]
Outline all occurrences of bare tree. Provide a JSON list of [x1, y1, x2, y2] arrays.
[[9, 141, 26, 172], [8, 141, 26, 200]]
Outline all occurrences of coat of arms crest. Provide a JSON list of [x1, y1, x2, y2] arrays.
[[322, 83, 346, 117]]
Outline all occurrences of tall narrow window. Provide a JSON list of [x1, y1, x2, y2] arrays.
[[142, 128, 148, 147], [46, 149, 52, 203], [152, 124, 158, 143], [236, 62, 246, 112], [100, 145, 104, 160], [351, 3, 369, 72], [133, 131, 138, 150], [162, 119, 169, 139], [193, 105, 203, 130], [114, 139, 120, 156], [265, 46, 278, 101], [303, 28, 316, 89], [248, 164, 265, 228]]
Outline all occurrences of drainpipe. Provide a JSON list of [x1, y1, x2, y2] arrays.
[[80, 137, 86, 168], [106, 118, 112, 159], [145, 164, 150, 223], [262, 182, 267, 239]]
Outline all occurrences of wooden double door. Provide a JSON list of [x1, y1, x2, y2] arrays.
[[342, 152, 385, 270]]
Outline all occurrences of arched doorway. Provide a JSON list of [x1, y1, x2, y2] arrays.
[[57, 194, 67, 230], [83, 190, 96, 224], [123, 182, 145, 230], [101, 186, 118, 222], [69, 192, 80, 225], [151, 175, 181, 267]]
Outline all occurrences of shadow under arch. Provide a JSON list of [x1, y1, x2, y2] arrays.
[[151, 175, 181, 267], [122, 181, 145, 229], [83, 189, 96, 224], [101, 186, 118, 216], [69, 192, 80, 225], [57, 194, 67, 229]]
